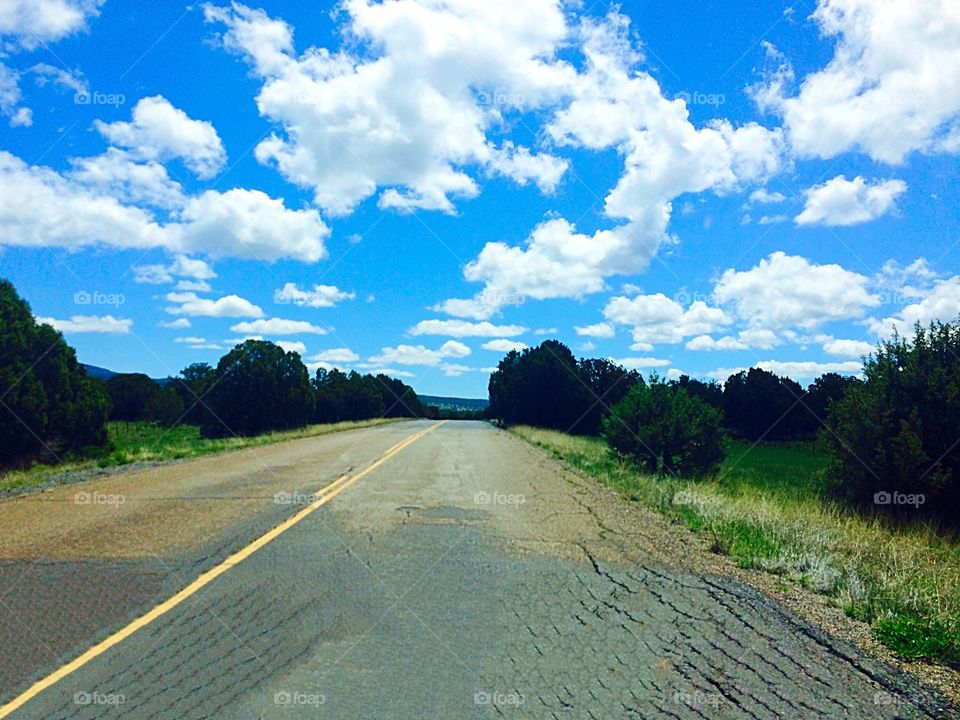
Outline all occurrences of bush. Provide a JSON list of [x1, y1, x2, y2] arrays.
[[603, 379, 727, 477], [823, 321, 960, 523]]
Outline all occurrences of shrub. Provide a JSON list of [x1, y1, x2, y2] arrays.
[[823, 321, 960, 523], [603, 378, 727, 477]]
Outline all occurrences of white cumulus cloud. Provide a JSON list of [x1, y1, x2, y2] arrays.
[[369, 341, 471, 367], [481, 339, 528, 352], [165, 292, 263, 318], [0, 152, 330, 263], [760, 0, 960, 163], [204, 0, 573, 215], [176, 188, 329, 262], [604, 294, 731, 346], [611, 356, 671, 370], [309, 347, 359, 363], [439, 11, 784, 318], [574, 322, 614, 338], [37, 314, 131, 333], [230, 318, 327, 335], [0, 0, 103, 48], [95, 96, 226, 179], [409, 319, 527, 338], [795, 175, 907, 226], [274, 282, 354, 307], [713, 252, 879, 329]]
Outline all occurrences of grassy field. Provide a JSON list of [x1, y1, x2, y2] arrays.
[[0, 418, 404, 494], [512, 426, 960, 667]]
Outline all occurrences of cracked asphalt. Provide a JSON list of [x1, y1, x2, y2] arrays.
[[1, 420, 954, 718]]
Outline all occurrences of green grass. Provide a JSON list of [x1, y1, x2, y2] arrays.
[[717, 440, 829, 503], [0, 418, 404, 494], [511, 425, 960, 667]]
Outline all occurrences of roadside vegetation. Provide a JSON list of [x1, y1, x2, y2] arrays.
[[0, 418, 401, 495], [491, 327, 960, 666], [0, 279, 429, 490], [513, 427, 960, 666]]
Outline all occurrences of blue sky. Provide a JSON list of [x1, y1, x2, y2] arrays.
[[1, 0, 958, 397]]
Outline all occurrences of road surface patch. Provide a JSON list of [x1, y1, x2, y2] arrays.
[[0, 421, 444, 719]]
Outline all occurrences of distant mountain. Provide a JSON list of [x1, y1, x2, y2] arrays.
[[419, 395, 489, 410], [81, 363, 117, 380], [81, 364, 170, 385]]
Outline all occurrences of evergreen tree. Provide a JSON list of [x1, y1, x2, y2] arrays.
[[0, 279, 109, 465]]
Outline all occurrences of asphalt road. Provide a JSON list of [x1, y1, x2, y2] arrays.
[[0, 420, 953, 719]]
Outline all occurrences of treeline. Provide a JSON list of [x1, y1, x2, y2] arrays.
[[488, 326, 960, 525], [0, 280, 438, 469], [111, 341, 429, 437], [91, 343, 432, 438], [489, 340, 641, 435], [487, 339, 852, 443]]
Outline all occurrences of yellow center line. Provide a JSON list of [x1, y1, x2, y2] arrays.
[[0, 421, 446, 719]]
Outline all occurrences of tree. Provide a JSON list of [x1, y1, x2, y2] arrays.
[[802, 373, 859, 436], [341, 371, 385, 421], [312, 368, 348, 422], [203, 340, 313, 437], [374, 374, 424, 418], [171, 363, 216, 425], [722, 368, 806, 441], [603, 378, 727, 477], [311, 368, 422, 422], [143, 386, 185, 427], [0, 279, 108, 465], [671, 375, 723, 410], [575, 358, 643, 435], [823, 322, 960, 523], [488, 341, 594, 432], [105, 374, 159, 422]]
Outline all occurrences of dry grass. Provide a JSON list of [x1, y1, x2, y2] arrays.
[[0, 418, 404, 494], [512, 425, 960, 666]]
